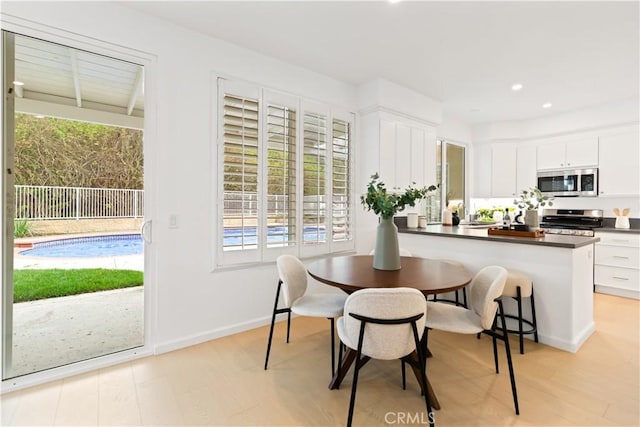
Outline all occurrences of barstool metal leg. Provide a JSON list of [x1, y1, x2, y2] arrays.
[[531, 287, 539, 343], [516, 286, 525, 355]]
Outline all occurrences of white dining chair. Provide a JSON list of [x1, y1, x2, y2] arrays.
[[425, 265, 519, 415], [264, 255, 347, 375], [337, 288, 434, 427]]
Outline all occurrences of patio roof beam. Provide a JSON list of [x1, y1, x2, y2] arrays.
[[69, 48, 83, 108], [127, 68, 143, 116]]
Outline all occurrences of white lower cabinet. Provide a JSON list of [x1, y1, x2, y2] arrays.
[[594, 232, 640, 299]]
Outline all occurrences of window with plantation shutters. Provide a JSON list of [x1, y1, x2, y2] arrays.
[[217, 78, 354, 266], [266, 104, 297, 248], [302, 111, 327, 245], [222, 93, 259, 251], [332, 118, 351, 242]]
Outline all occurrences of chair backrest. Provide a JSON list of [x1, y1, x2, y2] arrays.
[[342, 288, 426, 360], [369, 248, 413, 256], [276, 255, 308, 308], [468, 266, 508, 330]]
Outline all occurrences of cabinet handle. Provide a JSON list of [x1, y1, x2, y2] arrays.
[[613, 256, 629, 259], [612, 276, 629, 280]]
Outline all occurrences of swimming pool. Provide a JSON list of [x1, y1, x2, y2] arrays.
[[20, 234, 143, 258]]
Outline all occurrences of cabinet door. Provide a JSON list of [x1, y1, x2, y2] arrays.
[[379, 120, 396, 187], [565, 137, 598, 168], [516, 145, 537, 192], [598, 129, 640, 196], [491, 144, 517, 197], [472, 143, 491, 197], [395, 124, 412, 189], [537, 143, 565, 170]]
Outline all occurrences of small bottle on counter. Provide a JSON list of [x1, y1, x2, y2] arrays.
[[502, 211, 512, 230]]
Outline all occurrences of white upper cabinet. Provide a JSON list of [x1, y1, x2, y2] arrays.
[[491, 144, 517, 197], [379, 119, 436, 191], [598, 128, 640, 197], [487, 144, 537, 197], [537, 137, 598, 170], [516, 145, 537, 191]]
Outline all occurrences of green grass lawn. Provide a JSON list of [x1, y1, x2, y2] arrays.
[[13, 269, 143, 303]]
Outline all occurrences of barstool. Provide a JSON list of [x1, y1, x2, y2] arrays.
[[431, 259, 467, 307], [499, 271, 539, 354]]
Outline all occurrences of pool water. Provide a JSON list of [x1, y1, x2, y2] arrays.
[[20, 226, 327, 258], [20, 234, 143, 258]]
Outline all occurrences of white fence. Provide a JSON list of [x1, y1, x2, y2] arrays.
[[15, 185, 144, 220]]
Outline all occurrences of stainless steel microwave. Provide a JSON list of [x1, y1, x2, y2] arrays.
[[536, 168, 598, 197]]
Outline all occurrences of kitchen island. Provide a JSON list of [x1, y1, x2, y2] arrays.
[[399, 225, 600, 352]]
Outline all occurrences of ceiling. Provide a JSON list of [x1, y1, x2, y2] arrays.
[[13, 34, 144, 126], [122, 0, 639, 125]]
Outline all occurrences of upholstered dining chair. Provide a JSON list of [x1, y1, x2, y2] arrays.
[[425, 265, 520, 415], [337, 288, 434, 427], [264, 255, 347, 375]]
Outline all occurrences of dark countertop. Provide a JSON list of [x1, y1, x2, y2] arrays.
[[399, 224, 600, 248], [599, 217, 640, 233], [597, 227, 640, 234]]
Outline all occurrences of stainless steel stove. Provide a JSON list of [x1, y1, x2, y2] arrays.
[[540, 209, 603, 237]]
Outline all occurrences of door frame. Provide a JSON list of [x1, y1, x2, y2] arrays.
[[0, 16, 158, 393]]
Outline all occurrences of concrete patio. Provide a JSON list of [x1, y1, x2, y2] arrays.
[[8, 247, 144, 378]]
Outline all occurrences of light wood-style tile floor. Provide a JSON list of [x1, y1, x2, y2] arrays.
[[1, 293, 638, 426]]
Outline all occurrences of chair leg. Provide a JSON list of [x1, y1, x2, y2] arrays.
[[329, 318, 336, 375], [347, 323, 367, 427], [411, 323, 434, 427], [401, 360, 406, 390], [516, 287, 525, 354], [497, 299, 520, 415], [337, 339, 344, 391], [286, 311, 291, 343], [265, 280, 288, 370], [530, 287, 539, 343], [462, 287, 468, 308], [492, 333, 499, 374], [264, 308, 278, 370]]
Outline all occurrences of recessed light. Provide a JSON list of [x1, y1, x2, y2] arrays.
[[511, 83, 523, 91], [13, 81, 24, 86], [542, 103, 553, 109]]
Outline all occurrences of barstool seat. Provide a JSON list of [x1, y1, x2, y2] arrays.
[[498, 271, 539, 354], [431, 259, 468, 308]]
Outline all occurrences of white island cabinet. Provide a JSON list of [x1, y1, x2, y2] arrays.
[[399, 226, 598, 353], [594, 231, 640, 299]]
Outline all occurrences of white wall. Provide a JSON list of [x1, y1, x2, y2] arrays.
[[1, 2, 357, 357]]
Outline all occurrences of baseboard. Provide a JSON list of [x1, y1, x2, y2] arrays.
[[154, 315, 274, 354], [537, 321, 595, 353]]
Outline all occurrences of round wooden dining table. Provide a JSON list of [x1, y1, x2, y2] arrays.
[[307, 255, 472, 410]]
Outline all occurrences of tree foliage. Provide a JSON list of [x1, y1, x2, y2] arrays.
[[14, 114, 143, 189]]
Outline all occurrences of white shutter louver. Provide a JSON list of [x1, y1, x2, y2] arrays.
[[332, 118, 351, 242], [302, 112, 327, 244], [222, 94, 259, 251], [266, 104, 297, 247]]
